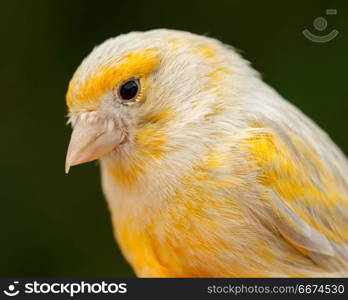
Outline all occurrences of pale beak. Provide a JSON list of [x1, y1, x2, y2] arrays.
[[65, 117, 124, 174]]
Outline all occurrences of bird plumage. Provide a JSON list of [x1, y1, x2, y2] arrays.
[[65, 29, 348, 277]]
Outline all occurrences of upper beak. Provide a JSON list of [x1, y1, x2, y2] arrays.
[[65, 116, 124, 174]]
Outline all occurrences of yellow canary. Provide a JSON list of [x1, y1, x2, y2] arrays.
[[65, 29, 348, 277]]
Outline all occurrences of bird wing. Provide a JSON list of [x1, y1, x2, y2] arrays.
[[243, 123, 348, 271]]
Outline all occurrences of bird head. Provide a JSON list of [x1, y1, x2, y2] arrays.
[[65, 29, 255, 176]]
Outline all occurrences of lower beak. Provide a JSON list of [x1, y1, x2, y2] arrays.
[[65, 118, 124, 173]]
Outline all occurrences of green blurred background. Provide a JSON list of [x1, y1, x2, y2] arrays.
[[0, 0, 347, 277]]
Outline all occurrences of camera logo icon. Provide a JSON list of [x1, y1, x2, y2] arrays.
[[3, 281, 20, 297], [303, 9, 339, 43]]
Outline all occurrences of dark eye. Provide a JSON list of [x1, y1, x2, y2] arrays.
[[119, 79, 140, 101]]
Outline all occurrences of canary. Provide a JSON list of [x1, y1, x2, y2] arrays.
[[65, 29, 348, 277]]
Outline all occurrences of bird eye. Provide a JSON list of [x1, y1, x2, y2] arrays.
[[119, 79, 140, 101]]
